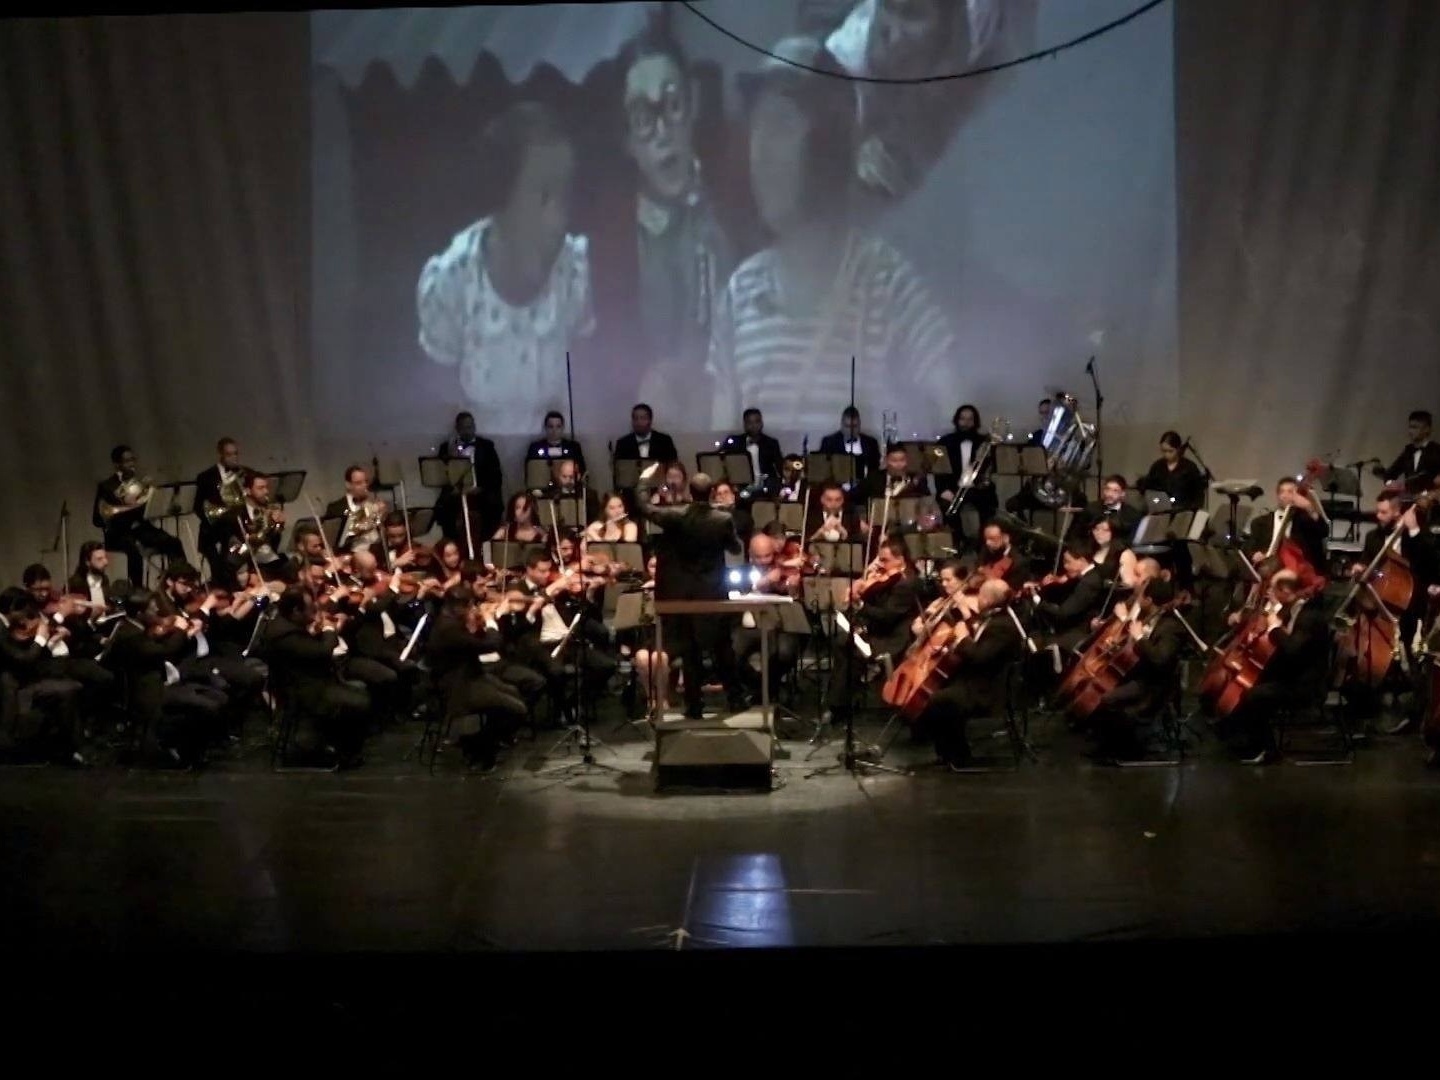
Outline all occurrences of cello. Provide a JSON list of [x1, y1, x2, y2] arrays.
[[1333, 488, 1436, 688], [881, 596, 973, 722], [1061, 598, 1178, 723]]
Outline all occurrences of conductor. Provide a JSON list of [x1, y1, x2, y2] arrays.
[[636, 462, 746, 719]]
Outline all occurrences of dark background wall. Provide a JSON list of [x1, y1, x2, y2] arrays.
[[1, 2, 1436, 578]]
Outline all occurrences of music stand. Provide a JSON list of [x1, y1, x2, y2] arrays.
[[811, 541, 866, 576], [806, 453, 858, 488], [903, 532, 953, 564], [696, 452, 755, 488], [801, 575, 851, 612], [540, 496, 587, 533], [750, 500, 807, 535], [320, 516, 345, 554], [612, 459, 643, 491], [1170, 510, 1209, 543], [406, 506, 436, 540], [419, 457, 472, 489], [484, 540, 541, 570], [524, 459, 554, 491], [143, 481, 188, 521], [909, 441, 954, 477], [586, 541, 645, 571], [267, 470, 306, 505], [868, 497, 924, 531]]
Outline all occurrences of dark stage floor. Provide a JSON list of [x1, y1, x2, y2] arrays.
[[3, 705, 1440, 956]]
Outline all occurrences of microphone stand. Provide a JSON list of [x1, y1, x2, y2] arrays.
[[1086, 355, 1102, 503], [1183, 437, 1216, 514]]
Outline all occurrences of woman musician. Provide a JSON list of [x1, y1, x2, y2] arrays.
[[584, 492, 639, 544]]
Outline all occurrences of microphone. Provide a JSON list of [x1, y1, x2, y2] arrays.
[[1085, 356, 1095, 375]]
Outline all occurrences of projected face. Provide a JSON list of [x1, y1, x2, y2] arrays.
[[743, 412, 764, 438], [498, 137, 574, 283], [866, 0, 948, 81], [624, 54, 696, 203], [841, 412, 860, 439], [456, 415, 477, 440], [750, 90, 811, 233]]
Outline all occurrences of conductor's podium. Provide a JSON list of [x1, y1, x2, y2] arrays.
[[650, 596, 802, 791]]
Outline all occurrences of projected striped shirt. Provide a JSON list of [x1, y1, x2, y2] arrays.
[[706, 231, 956, 433]]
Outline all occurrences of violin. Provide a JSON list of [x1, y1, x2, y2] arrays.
[[854, 559, 902, 601], [964, 554, 1014, 592]]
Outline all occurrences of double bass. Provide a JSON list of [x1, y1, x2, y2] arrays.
[[1332, 489, 1436, 688]]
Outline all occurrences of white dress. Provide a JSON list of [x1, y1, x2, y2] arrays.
[[417, 217, 594, 436]]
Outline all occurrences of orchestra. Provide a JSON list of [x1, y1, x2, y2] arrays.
[[4, 392, 1439, 779]]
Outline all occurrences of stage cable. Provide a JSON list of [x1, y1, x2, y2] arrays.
[[678, 0, 1170, 85]]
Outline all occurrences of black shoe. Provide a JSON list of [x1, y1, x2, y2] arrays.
[[684, 705, 705, 720]]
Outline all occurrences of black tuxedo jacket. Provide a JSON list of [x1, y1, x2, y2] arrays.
[[193, 466, 222, 522], [1129, 613, 1187, 693], [937, 431, 994, 487], [525, 438, 587, 476], [817, 431, 881, 483], [857, 575, 922, 658], [436, 435, 504, 538], [1383, 440, 1440, 492], [93, 474, 143, 535], [636, 485, 742, 601], [1246, 508, 1328, 575], [1261, 601, 1332, 689], [1139, 458, 1207, 513], [1037, 566, 1108, 633], [614, 431, 678, 466], [721, 433, 782, 484]]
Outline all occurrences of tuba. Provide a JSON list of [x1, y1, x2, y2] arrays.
[[1030, 393, 1096, 509]]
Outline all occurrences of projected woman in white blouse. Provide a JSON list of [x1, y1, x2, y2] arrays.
[[707, 39, 956, 435], [417, 101, 594, 436]]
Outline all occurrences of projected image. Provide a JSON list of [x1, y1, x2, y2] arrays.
[[312, 0, 1176, 444]]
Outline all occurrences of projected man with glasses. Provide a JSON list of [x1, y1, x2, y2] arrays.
[[417, 101, 594, 437]]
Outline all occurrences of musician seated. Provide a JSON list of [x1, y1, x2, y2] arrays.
[[808, 482, 863, 544], [236, 471, 288, 578], [492, 492, 548, 545], [1090, 518, 1138, 588], [731, 533, 802, 706], [709, 479, 752, 541], [425, 585, 534, 770], [338, 550, 422, 721], [436, 411, 504, 543], [818, 406, 881, 494], [1028, 542, 1108, 656], [824, 538, 918, 726], [972, 521, 1030, 592], [194, 436, 243, 587], [585, 492, 640, 544], [525, 410, 587, 475], [1083, 579, 1187, 762], [613, 403, 677, 468], [325, 465, 387, 554], [937, 403, 998, 523], [154, 562, 266, 706], [1030, 398, 1053, 447], [776, 455, 808, 504], [27, 560, 114, 703], [1342, 491, 1436, 733], [1080, 475, 1143, 539], [1139, 431, 1206, 513], [93, 444, 184, 586], [651, 461, 694, 506], [915, 580, 1026, 770], [105, 589, 228, 767], [858, 444, 932, 507], [1213, 569, 1331, 765], [505, 550, 616, 724], [262, 586, 373, 767], [1380, 409, 1440, 495], [1246, 475, 1327, 575], [627, 555, 674, 714], [542, 459, 600, 523], [1, 602, 87, 765], [723, 408, 783, 493]]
